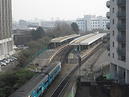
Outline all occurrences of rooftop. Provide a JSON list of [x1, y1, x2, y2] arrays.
[[51, 34, 80, 43], [70, 33, 95, 45], [80, 33, 107, 45]]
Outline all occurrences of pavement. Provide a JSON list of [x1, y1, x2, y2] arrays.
[[32, 49, 56, 67]]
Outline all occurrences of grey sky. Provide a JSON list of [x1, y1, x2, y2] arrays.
[[12, 0, 108, 21]]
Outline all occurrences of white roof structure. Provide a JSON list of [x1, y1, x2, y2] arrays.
[[51, 34, 80, 43], [80, 33, 107, 45], [70, 33, 96, 45]]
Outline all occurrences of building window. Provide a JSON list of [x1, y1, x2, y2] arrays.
[[113, 31, 114, 36], [121, 43, 125, 48], [113, 42, 114, 47], [112, 53, 114, 58], [112, 19, 115, 24], [112, 8, 115, 13]]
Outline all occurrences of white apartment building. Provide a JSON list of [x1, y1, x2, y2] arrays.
[[91, 17, 109, 30], [0, 0, 14, 60], [76, 15, 109, 32], [76, 18, 87, 32], [107, 0, 129, 84]]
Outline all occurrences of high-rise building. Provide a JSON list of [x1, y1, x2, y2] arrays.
[[107, 0, 129, 84], [0, 0, 14, 60]]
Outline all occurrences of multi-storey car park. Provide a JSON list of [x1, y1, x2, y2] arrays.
[[106, 0, 129, 84]]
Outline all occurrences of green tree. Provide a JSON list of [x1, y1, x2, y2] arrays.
[[31, 26, 45, 40], [71, 22, 79, 34]]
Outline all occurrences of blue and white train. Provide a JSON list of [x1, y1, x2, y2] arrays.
[[9, 62, 61, 97]]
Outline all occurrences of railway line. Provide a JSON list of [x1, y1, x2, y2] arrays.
[[9, 32, 108, 97], [48, 43, 104, 97]]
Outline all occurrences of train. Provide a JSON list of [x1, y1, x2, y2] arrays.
[[9, 62, 61, 97]]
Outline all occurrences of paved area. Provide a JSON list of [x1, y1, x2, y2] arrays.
[[32, 49, 56, 66], [0, 61, 17, 72]]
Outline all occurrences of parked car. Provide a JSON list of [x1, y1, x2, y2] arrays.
[[0, 62, 7, 66], [3, 59, 10, 64]]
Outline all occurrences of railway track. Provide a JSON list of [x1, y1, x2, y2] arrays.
[[50, 43, 104, 97]]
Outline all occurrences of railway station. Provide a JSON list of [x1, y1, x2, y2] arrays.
[[49, 34, 80, 49], [70, 32, 107, 51], [9, 32, 109, 97]]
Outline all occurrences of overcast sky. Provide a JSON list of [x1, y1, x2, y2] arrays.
[[12, 0, 108, 21]]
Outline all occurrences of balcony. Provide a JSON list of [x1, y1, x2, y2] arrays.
[[106, 1, 110, 8], [117, 0, 126, 7], [106, 22, 110, 29], [117, 23, 126, 32], [106, 12, 110, 19], [117, 11, 126, 19], [117, 35, 126, 43]]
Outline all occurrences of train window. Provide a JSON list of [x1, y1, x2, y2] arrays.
[[44, 80, 48, 85], [37, 87, 42, 94]]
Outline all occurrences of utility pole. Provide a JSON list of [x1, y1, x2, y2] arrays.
[[77, 44, 81, 78]]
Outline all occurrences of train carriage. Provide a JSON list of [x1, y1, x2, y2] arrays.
[[10, 62, 61, 97]]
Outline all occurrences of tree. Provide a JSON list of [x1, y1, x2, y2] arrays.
[[71, 22, 79, 34], [31, 26, 45, 40]]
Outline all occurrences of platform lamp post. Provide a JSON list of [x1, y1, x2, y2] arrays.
[[77, 44, 81, 80]]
